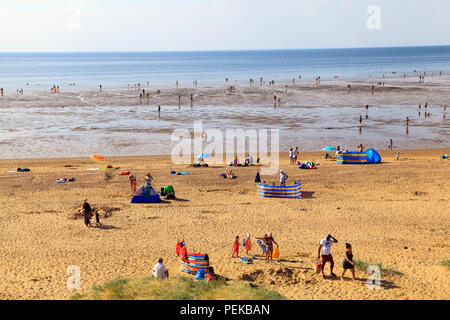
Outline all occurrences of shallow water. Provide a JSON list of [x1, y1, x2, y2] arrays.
[[0, 104, 448, 159]]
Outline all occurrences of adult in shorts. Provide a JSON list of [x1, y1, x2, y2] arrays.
[[317, 234, 338, 278]]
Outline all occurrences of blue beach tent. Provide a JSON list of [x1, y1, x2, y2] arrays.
[[365, 148, 382, 163], [131, 185, 161, 203]]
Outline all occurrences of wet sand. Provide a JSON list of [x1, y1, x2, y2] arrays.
[[2, 75, 450, 108], [0, 149, 449, 300], [0, 75, 448, 159]]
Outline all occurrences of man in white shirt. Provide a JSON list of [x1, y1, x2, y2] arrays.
[[317, 234, 338, 278], [153, 258, 169, 279]]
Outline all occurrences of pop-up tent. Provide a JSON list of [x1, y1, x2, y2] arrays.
[[337, 148, 381, 164], [131, 185, 161, 203]]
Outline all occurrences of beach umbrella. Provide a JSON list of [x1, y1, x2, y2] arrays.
[[322, 146, 336, 151], [90, 154, 106, 162], [197, 153, 211, 159]]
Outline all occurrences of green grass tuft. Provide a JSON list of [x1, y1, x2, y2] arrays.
[[72, 276, 285, 300], [353, 259, 403, 276], [438, 260, 450, 271]]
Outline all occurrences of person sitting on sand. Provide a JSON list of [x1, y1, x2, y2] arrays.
[[341, 243, 356, 282], [245, 154, 253, 165], [317, 234, 338, 278], [232, 235, 240, 258], [233, 156, 240, 167], [161, 185, 176, 199], [80, 199, 93, 227], [129, 174, 137, 193], [225, 170, 235, 179], [153, 258, 169, 279]]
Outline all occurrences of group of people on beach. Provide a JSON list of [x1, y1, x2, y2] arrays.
[[289, 147, 300, 164], [317, 234, 356, 282], [232, 232, 279, 263], [229, 154, 258, 167], [231, 232, 356, 281], [128, 172, 153, 193]]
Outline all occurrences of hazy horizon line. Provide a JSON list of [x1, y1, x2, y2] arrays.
[[1, 44, 449, 54]]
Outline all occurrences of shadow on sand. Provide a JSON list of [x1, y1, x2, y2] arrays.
[[91, 224, 119, 230], [301, 191, 316, 199]]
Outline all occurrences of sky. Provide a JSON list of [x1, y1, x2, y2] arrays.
[[0, 0, 449, 52]]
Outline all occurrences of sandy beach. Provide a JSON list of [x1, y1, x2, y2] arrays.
[[0, 149, 448, 300]]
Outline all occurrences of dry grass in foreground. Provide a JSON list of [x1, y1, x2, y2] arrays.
[[71, 277, 285, 300]]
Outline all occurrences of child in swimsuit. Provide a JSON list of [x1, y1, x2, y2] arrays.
[[232, 235, 240, 258]]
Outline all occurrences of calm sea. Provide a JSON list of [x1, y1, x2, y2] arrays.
[[1, 46, 450, 90]]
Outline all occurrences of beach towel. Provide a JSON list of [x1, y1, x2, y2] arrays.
[[171, 171, 190, 175], [257, 239, 267, 253]]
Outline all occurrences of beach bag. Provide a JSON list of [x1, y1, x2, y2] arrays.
[[315, 259, 322, 274], [195, 270, 205, 280], [272, 247, 280, 259], [206, 273, 217, 281]]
